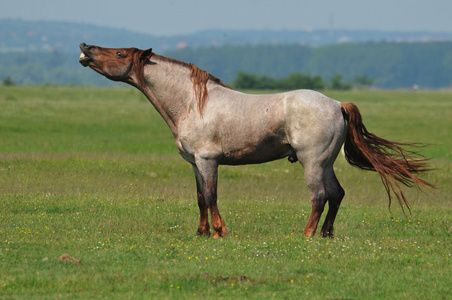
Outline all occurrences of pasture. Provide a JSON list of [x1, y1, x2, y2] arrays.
[[0, 86, 450, 299]]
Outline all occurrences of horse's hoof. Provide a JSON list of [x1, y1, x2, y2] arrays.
[[320, 230, 334, 239], [212, 227, 228, 239], [197, 228, 211, 237], [302, 231, 315, 237]]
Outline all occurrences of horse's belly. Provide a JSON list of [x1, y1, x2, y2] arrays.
[[221, 141, 292, 165]]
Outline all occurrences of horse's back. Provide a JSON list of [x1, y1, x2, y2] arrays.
[[284, 89, 341, 111]]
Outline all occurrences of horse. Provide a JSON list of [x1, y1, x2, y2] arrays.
[[79, 43, 433, 238]]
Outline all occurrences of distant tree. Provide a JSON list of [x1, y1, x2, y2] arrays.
[[255, 75, 277, 90], [353, 75, 374, 88], [231, 72, 258, 89], [2, 76, 16, 86], [232, 72, 326, 90], [329, 74, 352, 90], [279, 73, 325, 90], [231, 71, 277, 89]]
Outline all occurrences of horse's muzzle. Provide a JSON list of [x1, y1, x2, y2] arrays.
[[79, 43, 93, 67]]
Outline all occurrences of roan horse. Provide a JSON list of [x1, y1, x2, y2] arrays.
[[79, 43, 433, 238]]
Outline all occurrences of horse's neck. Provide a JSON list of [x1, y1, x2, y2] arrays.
[[140, 59, 196, 137]]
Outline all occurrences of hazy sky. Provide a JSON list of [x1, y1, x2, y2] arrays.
[[2, 0, 452, 36]]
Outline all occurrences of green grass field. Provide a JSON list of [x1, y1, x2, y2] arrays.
[[0, 86, 450, 299]]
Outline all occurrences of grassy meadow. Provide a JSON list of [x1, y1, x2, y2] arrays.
[[0, 86, 450, 299]]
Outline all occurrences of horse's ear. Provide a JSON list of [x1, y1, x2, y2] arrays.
[[141, 48, 153, 60]]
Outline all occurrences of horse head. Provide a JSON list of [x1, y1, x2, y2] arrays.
[[79, 43, 153, 87]]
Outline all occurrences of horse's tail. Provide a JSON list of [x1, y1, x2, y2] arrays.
[[341, 102, 434, 210]]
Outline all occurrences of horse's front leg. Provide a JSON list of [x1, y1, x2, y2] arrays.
[[194, 158, 228, 239], [193, 165, 210, 236]]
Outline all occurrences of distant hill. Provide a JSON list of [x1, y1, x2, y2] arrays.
[[166, 42, 452, 88], [1, 19, 452, 88], [2, 19, 452, 53]]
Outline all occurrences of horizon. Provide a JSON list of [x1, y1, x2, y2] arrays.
[[5, 17, 452, 37], [3, 18, 452, 44], [2, 0, 452, 36]]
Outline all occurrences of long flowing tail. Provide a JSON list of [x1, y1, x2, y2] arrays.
[[341, 102, 434, 210]]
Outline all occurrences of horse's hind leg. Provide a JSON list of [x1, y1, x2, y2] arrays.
[[302, 162, 344, 237], [320, 170, 345, 238], [302, 164, 328, 237]]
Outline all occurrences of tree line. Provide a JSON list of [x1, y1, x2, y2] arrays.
[[167, 41, 452, 89], [1, 41, 452, 88], [231, 72, 374, 90]]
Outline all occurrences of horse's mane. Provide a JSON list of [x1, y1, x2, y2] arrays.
[[136, 51, 230, 114]]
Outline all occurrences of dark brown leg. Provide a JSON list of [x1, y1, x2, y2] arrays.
[[194, 159, 227, 238], [302, 164, 327, 237], [193, 166, 210, 236], [320, 198, 344, 237], [302, 188, 326, 237], [320, 171, 345, 238], [197, 191, 211, 236], [320, 207, 338, 238], [209, 204, 228, 239]]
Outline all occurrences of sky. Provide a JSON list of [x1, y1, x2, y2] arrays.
[[2, 0, 452, 36]]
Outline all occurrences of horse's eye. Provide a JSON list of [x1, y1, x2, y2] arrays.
[[116, 51, 122, 58]]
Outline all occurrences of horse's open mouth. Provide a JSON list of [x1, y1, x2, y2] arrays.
[[79, 52, 91, 67], [79, 43, 93, 67]]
